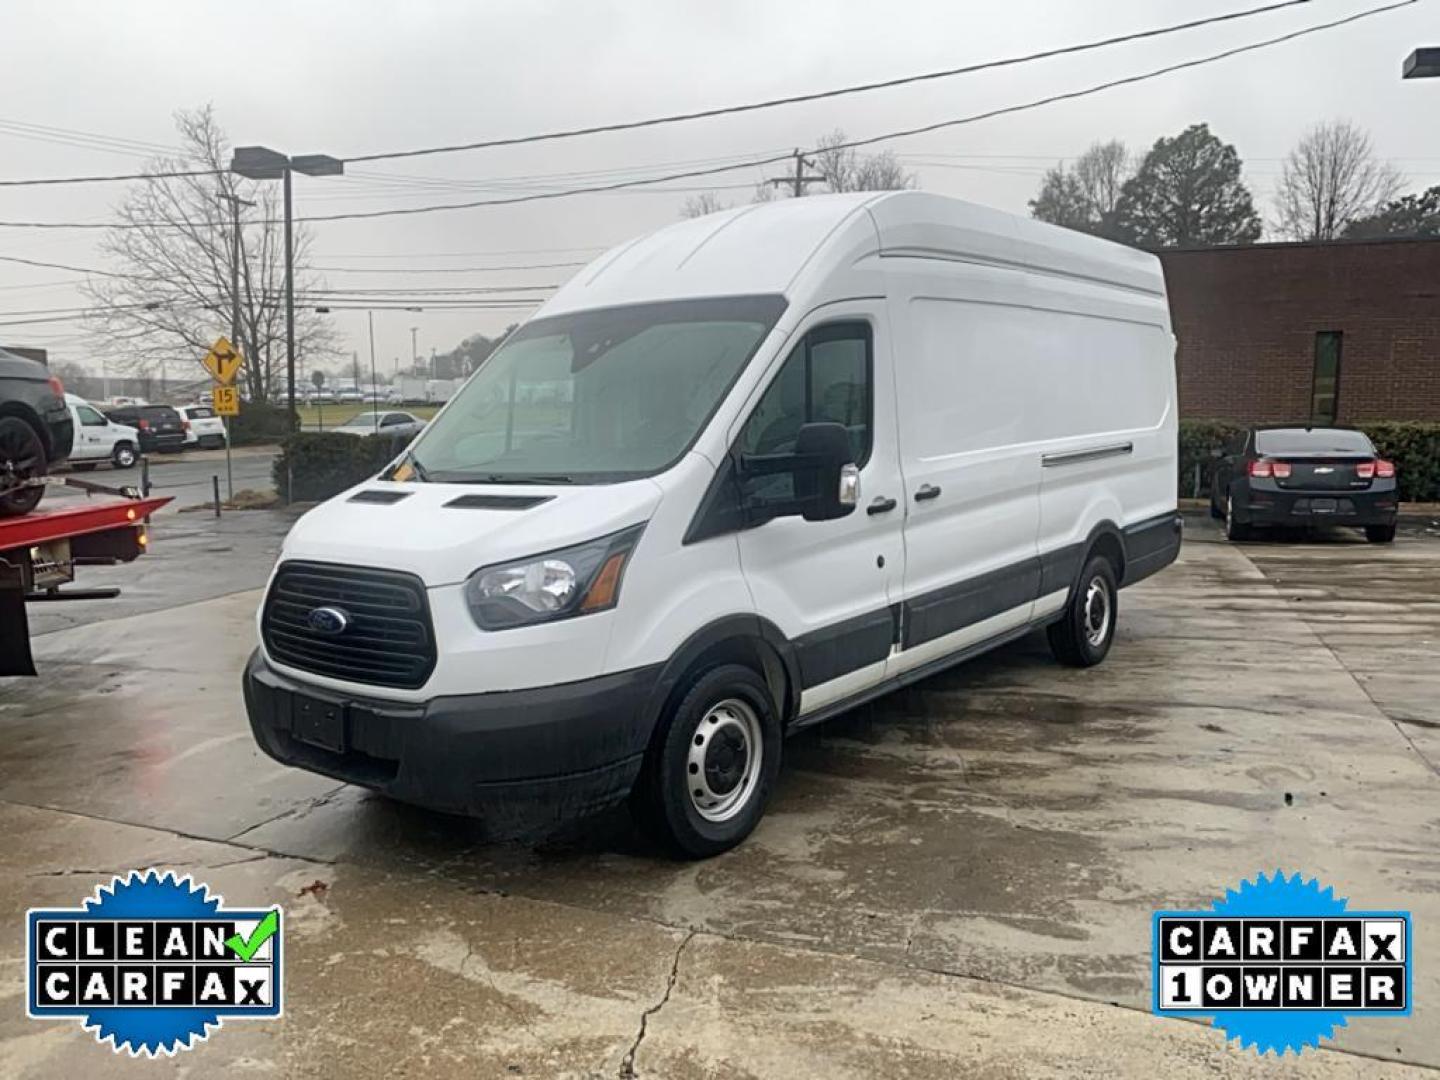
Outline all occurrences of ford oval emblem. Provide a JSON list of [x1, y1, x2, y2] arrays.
[[307, 606, 351, 635]]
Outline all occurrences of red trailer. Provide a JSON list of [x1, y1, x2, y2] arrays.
[[0, 480, 172, 676]]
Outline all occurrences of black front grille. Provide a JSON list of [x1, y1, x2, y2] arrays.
[[262, 561, 436, 689]]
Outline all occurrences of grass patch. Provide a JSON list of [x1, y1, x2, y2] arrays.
[[297, 402, 442, 429]]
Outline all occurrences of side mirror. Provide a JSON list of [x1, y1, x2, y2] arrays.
[[738, 421, 858, 524]]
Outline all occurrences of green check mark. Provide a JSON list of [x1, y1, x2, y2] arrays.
[[225, 910, 279, 962]]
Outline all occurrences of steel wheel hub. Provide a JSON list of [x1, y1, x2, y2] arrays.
[[1083, 576, 1111, 648], [686, 697, 762, 823]]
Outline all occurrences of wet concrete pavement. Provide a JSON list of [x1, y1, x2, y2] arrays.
[[2, 513, 1439, 1076]]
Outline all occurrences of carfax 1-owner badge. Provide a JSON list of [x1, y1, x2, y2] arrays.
[[26, 869, 283, 1056], [1153, 871, 1410, 1055]]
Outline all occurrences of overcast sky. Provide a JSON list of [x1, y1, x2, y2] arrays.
[[1, 0, 1435, 377]]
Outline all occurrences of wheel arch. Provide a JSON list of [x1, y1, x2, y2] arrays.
[[642, 615, 800, 747], [0, 401, 52, 460]]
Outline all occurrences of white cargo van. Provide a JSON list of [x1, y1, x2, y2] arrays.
[[244, 192, 1179, 857], [64, 394, 140, 470]]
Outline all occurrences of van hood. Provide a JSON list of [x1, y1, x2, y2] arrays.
[[280, 477, 664, 587]]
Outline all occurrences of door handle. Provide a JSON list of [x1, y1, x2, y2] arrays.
[[866, 496, 897, 516], [914, 484, 941, 502]]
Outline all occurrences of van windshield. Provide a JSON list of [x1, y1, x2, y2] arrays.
[[406, 295, 786, 483]]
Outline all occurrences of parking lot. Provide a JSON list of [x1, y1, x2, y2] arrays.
[[2, 503, 1439, 1077]]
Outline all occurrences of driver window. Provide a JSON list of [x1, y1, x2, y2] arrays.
[[739, 322, 872, 465], [77, 405, 108, 427]]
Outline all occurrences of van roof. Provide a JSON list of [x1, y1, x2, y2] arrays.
[[542, 191, 1164, 318]]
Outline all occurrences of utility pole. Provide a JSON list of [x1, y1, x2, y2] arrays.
[[767, 149, 825, 198], [411, 326, 419, 373], [216, 192, 254, 503]]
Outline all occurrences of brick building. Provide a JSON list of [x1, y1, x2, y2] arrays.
[[1158, 237, 1440, 423]]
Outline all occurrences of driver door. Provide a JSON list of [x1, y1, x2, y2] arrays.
[[74, 403, 110, 460], [732, 306, 904, 717]]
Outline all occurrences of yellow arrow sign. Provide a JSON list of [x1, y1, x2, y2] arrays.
[[202, 336, 243, 385]]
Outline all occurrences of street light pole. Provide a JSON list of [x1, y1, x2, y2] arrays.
[[411, 326, 419, 374], [230, 146, 343, 435], [368, 310, 379, 432], [283, 167, 296, 431], [217, 192, 255, 503]]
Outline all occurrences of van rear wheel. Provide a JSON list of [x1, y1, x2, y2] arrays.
[[634, 663, 781, 859], [1047, 555, 1118, 668]]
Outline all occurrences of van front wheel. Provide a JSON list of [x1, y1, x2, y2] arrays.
[[634, 664, 781, 859], [1047, 555, 1118, 668]]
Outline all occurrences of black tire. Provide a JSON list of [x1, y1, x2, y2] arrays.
[[112, 442, 138, 469], [72, 462, 97, 472], [1224, 490, 1252, 542], [633, 663, 781, 859], [1047, 554, 1118, 668], [0, 415, 46, 517], [1365, 523, 1396, 544]]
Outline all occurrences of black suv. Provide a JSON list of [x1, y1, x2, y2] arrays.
[[103, 404, 187, 454], [0, 348, 73, 517]]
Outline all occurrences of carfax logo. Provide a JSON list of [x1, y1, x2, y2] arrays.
[[1153, 871, 1410, 1055], [26, 869, 283, 1056]]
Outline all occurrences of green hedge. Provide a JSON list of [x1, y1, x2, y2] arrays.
[[1179, 419, 1440, 502], [230, 401, 298, 446], [273, 431, 415, 502]]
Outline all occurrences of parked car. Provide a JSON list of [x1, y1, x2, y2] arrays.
[[307, 387, 336, 405], [177, 404, 227, 449], [102, 404, 187, 454], [243, 192, 1181, 858], [336, 387, 365, 404], [1210, 426, 1398, 543], [332, 410, 427, 439], [63, 393, 140, 471], [383, 387, 404, 405], [0, 348, 72, 516]]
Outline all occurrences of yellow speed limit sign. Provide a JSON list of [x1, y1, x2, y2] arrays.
[[212, 385, 240, 416]]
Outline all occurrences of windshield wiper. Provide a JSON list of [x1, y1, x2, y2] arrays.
[[472, 473, 574, 485]]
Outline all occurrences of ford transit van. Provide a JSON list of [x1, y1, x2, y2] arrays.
[[244, 192, 1180, 857]]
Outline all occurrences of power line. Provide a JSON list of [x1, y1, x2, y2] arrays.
[[292, 0, 1426, 226], [309, 261, 586, 274], [342, 0, 1318, 164], [0, 0, 1316, 189], [0, 0, 1413, 228], [0, 253, 155, 279]]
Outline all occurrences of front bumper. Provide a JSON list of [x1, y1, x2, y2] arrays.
[[1239, 482, 1398, 526], [243, 650, 661, 837]]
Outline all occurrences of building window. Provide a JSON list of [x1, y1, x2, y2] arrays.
[[1312, 331, 1343, 425]]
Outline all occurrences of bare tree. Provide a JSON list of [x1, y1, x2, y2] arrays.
[[83, 106, 335, 402], [851, 150, 917, 193], [1073, 140, 1131, 225], [812, 129, 916, 193], [680, 192, 730, 219], [1275, 120, 1403, 241]]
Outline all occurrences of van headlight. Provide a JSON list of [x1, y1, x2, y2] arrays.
[[464, 524, 644, 630]]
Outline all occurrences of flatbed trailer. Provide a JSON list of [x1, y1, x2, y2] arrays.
[[0, 479, 172, 676]]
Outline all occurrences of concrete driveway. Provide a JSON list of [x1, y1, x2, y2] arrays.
[[1, 513, 1437, 1077]]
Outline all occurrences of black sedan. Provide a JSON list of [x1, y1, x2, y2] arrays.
[[0, 348, 73, 516], [102, 404, 187, 454], [1210, 426, 1398, 543]]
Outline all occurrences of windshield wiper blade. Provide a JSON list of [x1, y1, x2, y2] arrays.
[[474, 473, 574, 484]]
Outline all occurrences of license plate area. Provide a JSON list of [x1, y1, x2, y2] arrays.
[[289, 690, 346, 752], [1310, 497, 1338, 514]]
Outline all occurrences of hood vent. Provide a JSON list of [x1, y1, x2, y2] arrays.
[[348, 489, 413, 505], [444, 493, 554, 511]]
